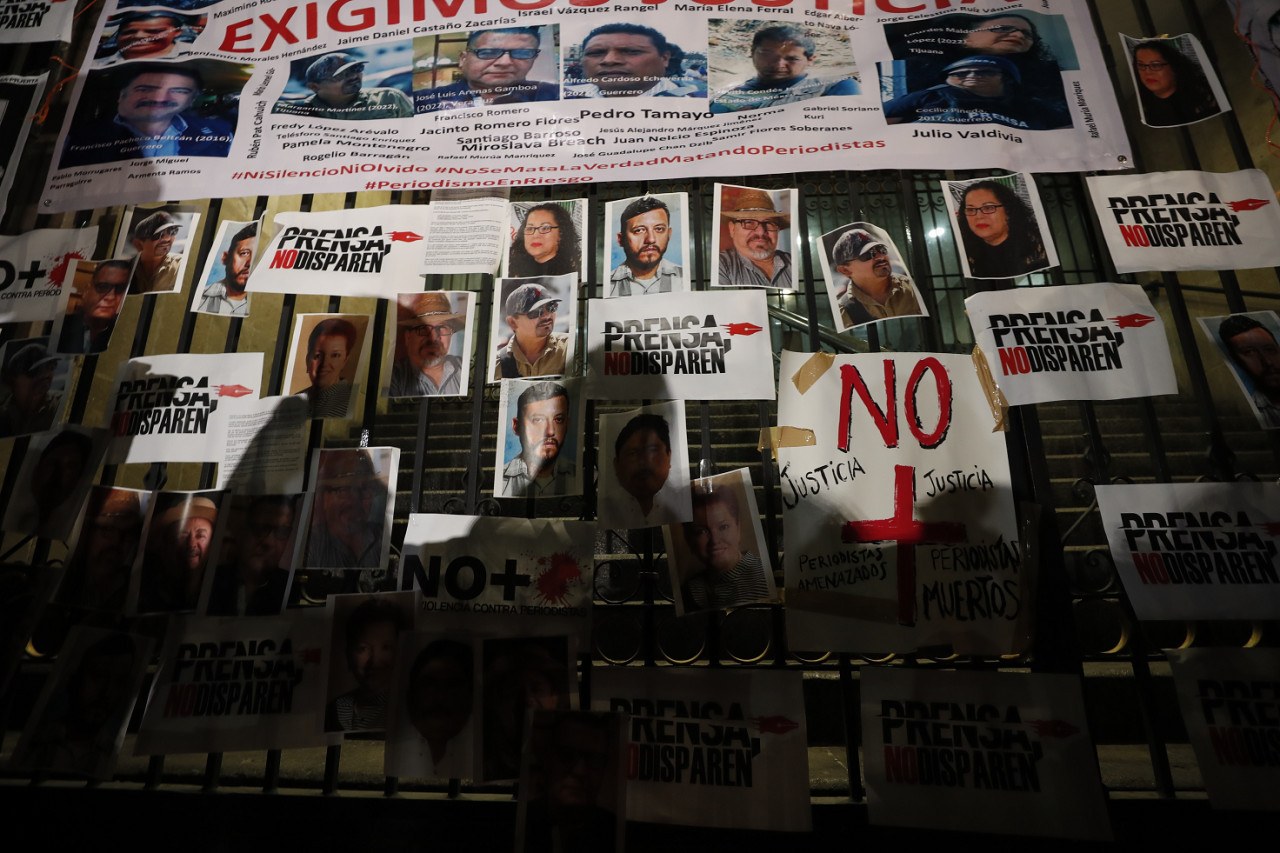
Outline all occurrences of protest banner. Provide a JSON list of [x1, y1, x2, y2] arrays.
[[1096, 481, 1280, 621], [778, 350, 1029, 656], [966, 282, 1177, 405], [862, 667, 1112, 840], [39, 2, 1129, 211], [585, 290, 774, 401], [590, 667, 811, 832], [0, 227, 100, 324], [0, 0, 76, 44], [250, 205, 428, 298], [402, 514, 595, 643], [1167, 647, 1280, 812], [103, 352, 264, 464], [135, 611, 340, 753], [1086, 169, 1280, 273]]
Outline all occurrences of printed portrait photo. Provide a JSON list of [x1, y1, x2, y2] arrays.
[[92, 10, 207, 67], [324, 591, 417, 733], [273, 42, 415, 121], [1123, 33, 1229, 128], [1, 426, 109, 542], [662, 468, 778, 617], [301, 446, 398, 573], [489, 273, 577, 383], [817, 221, 927, 332], [563, 20, 707, 98], [414, 25, 560, 113], [190, 218, 260, 317], [131, 489, 229, 616], [707, 19, 859, 115], [494, 377, 584, 499], [597, 400, 692, 530], [385, 632, 478, 780], [8, 627, 152, 780], [115, 204, 201, 295], [203, 493, 303, 617], [603, 192, 690, 298], [712, 183, 799, 290], [0, 336, 70, 438], [1198, 311, 1280, 430], [516, 710, 626, 853], [480, 634, 573, 782], [879, 10, 1077, 131], [55, 486, 150, 614], [51, 260, 130, 356], [284, 313, 374, 420], [58, 58, 250, 169], [941, 172, 1059, 280], [505, 198, 586, 280], [385, 291, 474, 399]]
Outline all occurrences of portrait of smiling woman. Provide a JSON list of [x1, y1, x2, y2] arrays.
[[287, 314, 371, 420], [508, 201, 582, 278]]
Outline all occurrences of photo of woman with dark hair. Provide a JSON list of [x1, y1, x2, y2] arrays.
[[285, 314, 371, 420], [508, 202, 582, 278], [952, 179, 1051, 279], [1128, 37, 1223, 127]]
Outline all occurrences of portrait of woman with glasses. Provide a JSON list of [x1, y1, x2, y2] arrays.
[[951, 177, 1051, 280], [1127, 36, 1223, 128], [508, 202, 582, 278]]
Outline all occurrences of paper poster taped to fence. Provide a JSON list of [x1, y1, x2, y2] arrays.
[[1096, 481, 1280, 621], [585, 289, 774, 401], [966, 283, 1177, 405], [402, 514, 595, 644], [1086, 169, 1280, 273], [862, 667, 1111, 840], [590, 667, 810, 832], [39, 2, 1130, 211], [104, 352, 264, 465], [0, 0, 77, 44], [1197, 311, 1280, 430], [0, 73, 46, 220], [249, 205, 428, 298], [1167, 646, 1280, 812], [135, 610, 340, 754], [0, 227, 99, 324], [778, 350, 1028, 656], [384, 630, 479, 781]]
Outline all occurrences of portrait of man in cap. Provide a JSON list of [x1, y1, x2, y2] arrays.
[[491, 277, 573, 381], [126, 209, 189, 294], [55, 260, 130, 356], [273, 51, 414, 120], [57, 487, 147, 613], [137, 491, 224, 614], [389, 291, 471, 398], [820, 222, 924, 331], [882, 54, 1070, 130], [305, 448, 394, 570], [0, 338, 66, 438], [715, 185, 796, 290]]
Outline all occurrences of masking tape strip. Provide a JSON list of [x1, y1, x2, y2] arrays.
[[971, 346, 1009, 433], [790, 350, 835, 394], [758, 426, 816, 454]]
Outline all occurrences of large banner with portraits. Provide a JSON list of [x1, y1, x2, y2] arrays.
[[777, 350, 1029, 656], [590, 667, 811, 832], [40, 1, 1130, 211], [1086, 169, 1280, 273], [1096, 481, 1280, 621]]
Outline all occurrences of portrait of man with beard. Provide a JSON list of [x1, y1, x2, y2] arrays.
[[597, 403, 692, 530], [205, 494, 300, 616], [819, 222, 925, 331], [136, 491, 224, 614], [714, 185, 797, 290], [606, 193, 689, 297], [491, 280, 574, 381], [498, 379, 580, 498], [389, 291, 471, 398]]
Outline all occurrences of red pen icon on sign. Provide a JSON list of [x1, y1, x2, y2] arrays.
[[724, 322, 764, 336]]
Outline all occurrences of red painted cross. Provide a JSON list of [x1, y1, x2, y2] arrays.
[[841, 464, 967, 626]]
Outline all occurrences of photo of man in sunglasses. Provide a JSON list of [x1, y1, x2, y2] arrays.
[[823, 224, 924, 331], [493, 281, 571, 380], [419, 27, 559, 113], [57, 259, 132, 355]]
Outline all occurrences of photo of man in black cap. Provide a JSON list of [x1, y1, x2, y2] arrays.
[[820, 223, 924, 331], [136, 491, 224, 614], [273, 51, 414, 120], [882, 54, 1070, 129], [0, 338, 66, 438], [491, 278, 573, 381], [126, 209, 188, 294]]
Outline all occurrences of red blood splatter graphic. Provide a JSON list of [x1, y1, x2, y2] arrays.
[[216, 384, 253, 397], [1261, 522, 1280, 536], [724, 322, 763, 336], [754, 715, 800, 735], [1227, 198, 1270, 212], [389, 231, 423, 242], [534, 552, 582, 606], [1107, 313, 1156, 329], [47, 251, 86, 288], [1029, 719, 1079, 738]]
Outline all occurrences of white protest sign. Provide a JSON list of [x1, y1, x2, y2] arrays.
[[1096, 481, 1280, 621], [778, 350, 1028, 655], [966, 283, 1177, 405], [0, 227, 99, 323]]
